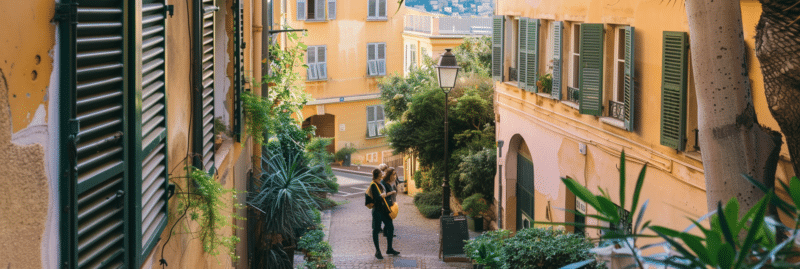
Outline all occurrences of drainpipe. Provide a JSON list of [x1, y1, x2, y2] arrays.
[[253, 0, 263, 97]]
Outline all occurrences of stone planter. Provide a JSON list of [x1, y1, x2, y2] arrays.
[[592, 245, 639, 269]]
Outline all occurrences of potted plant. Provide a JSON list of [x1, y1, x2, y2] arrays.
[[462, 193, 490, 232], [333, 146, 357, 166], [536, 73, 553, 94], [213, 116, 227, 150]]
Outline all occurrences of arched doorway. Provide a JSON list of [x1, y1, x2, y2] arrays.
[[516, 145, 534, 231], [302, 114, 336, 153], [504, 134, 534, 232]]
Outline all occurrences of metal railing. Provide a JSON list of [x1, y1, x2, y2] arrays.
[[609, 100, 625, 121], [567, 87, 580, 104], [404, 14, 491, 36]]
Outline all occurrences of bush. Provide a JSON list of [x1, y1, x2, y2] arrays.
[[453, 148, 496, 201], [413, 170, 423, 189], [500, 228, 603, 269], [297, 230, 324, 251], [464, 229, 511, 268], [333, 146, 357, 162], [413, 190, 443, 219], [462, 193, 490, 217]]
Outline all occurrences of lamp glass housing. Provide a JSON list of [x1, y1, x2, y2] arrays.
[[437, 67, 459, 90]]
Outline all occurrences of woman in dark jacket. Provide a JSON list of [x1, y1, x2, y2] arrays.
[[369, 169, 400, 259]]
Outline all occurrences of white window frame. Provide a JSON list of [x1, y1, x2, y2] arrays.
[[410, 44, 417, 70], [612, 26, 627, 103], [368, 0, 387, 20], [367, 43, 386, 76], [367, 105, 386, 138], [569, 22, 581, 88], [298, 0, 328, 21], [307, 45, 327, 80]]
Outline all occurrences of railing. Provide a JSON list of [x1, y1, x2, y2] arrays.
[[404, 14, 491, 36], [609, 100, 625, 121], [509, 67, 518, 82], [382, 153, 404, 169], [567, 87, 580, 104]]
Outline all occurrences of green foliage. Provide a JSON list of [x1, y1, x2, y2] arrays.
[[333, 146, 357, 162], [462, 193, 490, 217], [453, 148, 496, 201], [214, 116, 229, 137], [414, 190, 443, 219], [537, 73, 553, 94], [306, 137, 339, 193], [499, 228, 603, 269], [413, 170, 423, 189], [177, 166, 242, 260], [297, 229, 325, 251], [464, 229, 512, 268], [453, 36, 492, 77]]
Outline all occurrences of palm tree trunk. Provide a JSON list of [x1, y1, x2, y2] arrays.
[[684, 0, 783, 216]]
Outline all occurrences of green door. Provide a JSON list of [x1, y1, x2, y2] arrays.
[[516, 153, 534, 230]]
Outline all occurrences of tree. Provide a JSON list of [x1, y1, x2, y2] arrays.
[[755, 0, 800, 178], [684, 0, 783, 216]]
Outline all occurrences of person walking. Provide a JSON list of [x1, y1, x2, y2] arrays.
[[381, 167, 399, 238], [368, 169, 400, 259]]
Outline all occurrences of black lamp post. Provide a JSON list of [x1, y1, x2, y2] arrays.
[[436, 49, 460, 216]]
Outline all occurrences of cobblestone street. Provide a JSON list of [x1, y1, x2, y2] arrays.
[[326, 170, 473, 269]]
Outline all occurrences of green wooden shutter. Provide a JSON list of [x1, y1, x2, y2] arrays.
[[136, 1, 169, 263], [233, 0, 245, 142], [526, 19, 539, 92], [518, 18, 528, 90], [59, 0, 130, 267], [492, 16, 504, 81], [578, 23, 604, 116], [194, 0, 216, 173], [660, 31, 689, 150], [624, 26, 635, 131], [552, 21, 563, 99]]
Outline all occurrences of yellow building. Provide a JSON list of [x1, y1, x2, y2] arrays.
[[491, 0, 795, 238], [0, 0, 272, 268], [281, 0, 407, 165]]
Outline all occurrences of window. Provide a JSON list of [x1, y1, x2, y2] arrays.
[[566, 22, 581, 104], [612, 27, 627, 105], [367, 43, 386, 76], [368, 0, 387, 20], [58, 0, 170, 267], [609, 25, 636, 131], [297, 0, 334, 21], [509, 18, 519, 82], [307, 45, 327, 80], [410, 44, 417, 70], [660, 31, 689, 151], [367, 105, 385, 138]]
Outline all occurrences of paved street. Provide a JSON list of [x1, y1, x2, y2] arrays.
[[327, 171, 473, 269]]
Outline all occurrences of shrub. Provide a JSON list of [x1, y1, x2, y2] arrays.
[[462, 193, 490, 217], [413, 170, 423, 189], [500, 228, 603, 269], [414, 190, 443, 219], [464, 229, 511, 268], [297, 230, 324, 251], [454, 148, 496, 201], [333, 146, 357, 162]]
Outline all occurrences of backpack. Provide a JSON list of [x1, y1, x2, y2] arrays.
[[365, 182, 381, 209]]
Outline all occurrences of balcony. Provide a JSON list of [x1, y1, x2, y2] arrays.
[[609, 100, 625, 121], [404, 14, 492, 36], [567, 87, 580, 104]]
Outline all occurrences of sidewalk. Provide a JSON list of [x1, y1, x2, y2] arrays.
[[326, 183, 472, 269]]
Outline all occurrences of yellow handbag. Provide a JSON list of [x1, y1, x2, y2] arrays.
[[382, 195, 399, 220]]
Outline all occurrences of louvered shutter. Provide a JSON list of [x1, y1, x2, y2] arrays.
[[59, 0, 128, 267], [368, 0, 377, 18], [328, 0, 336, 20], [367, 43, 376, 75], [194, 0, 216, 173], [315, 0, 325, 20], [518, 18, 528, 90], [307, 47, 318, 80], [377, 106, 385, 135], [233, 0, 245, 141], [378, 43, 386, 75], [297, 0, 306, 20], [379, 0, 387, 18], [318, 46, 327, 79], [492, 16, 504, 81], [624, 26, 635, 131], [526, 19, 539, 92], [552, 21, 563, 99], [660, 31, 689, 150], [578, 23, 604, 116], [367, 106, 376, 137]]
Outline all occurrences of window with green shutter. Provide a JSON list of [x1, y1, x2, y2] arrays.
[[525, 19, 539, 93], [660, 31, 689, 151], [578, 23, 604, 116], [551, 21, 563, 99], [518, 18, 528, 90], [58, 0, 171, 267], [233, 0, 245, 142], [624, 26, 635, 131], [194, 0, 216, 173], [492, 16, 504, 81]]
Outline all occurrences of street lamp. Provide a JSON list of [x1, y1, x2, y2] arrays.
[[436, 49, 460, 216]]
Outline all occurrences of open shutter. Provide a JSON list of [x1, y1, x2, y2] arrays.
[[377, 106, 385, 135], [660, 31, 689, 150], [367, 43, 376, 75], [367, 106, 376, 137], [552, 21, 563, 99], [492, 16, 504, 81], [624, 26, 635, 131], [194, 0, 216, 173], [578, 23, 604, 116], [233, 0, 245, 141], [318, 46, 327, 79], [518, 18, 528, 90], [328, 0, 336, 20], [315, 0, 325, 20], [59, 0, 129, 267], [526, 19, 539, 92], [297, 0, 306, 20], [307, 47, 318, 80], [368, 0, 377, 18], [378, 43, 386, 75], [379, 0, 387, 18]]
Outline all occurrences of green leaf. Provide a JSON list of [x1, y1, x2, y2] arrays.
[[597, 196, 621, 223], [298, 42, 308, 50], [735, 193, 770, 269], [561, 177, 599, 212], [717, 243, 735, 269], [620, 150, 626, 213], [630, 163, 647, 221], [717, 202, 737, 250], [705, 230, 722, 264], [680, 233, 712, 266], [790, 177, 800, 210]]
